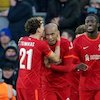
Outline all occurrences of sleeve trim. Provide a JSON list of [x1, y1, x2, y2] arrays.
[[64, 55, 79, 59], [46, 51, 52, 57]]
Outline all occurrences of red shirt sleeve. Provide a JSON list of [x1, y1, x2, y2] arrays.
[[50, 55, 79, 73], [41, 41, 52, 56], [72, 38, 82, 62]]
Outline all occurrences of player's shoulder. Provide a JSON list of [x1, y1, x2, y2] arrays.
[[19, 36, 29, 41], [36, 40, 48, 49], [74, 33, 86, 42], [18, 36, 28, 44], [60, 38, 71, 49], [61, 38, 70, 44], [98, 32, 100, 35], [38, 40, 48, 45]]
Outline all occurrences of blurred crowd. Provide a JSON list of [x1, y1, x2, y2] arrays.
[[0, 0, 100, 99]]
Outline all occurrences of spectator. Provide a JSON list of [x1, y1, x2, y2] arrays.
[[0, 68, 16, 100], [0, 17, 9, 30], [23, 0, 36, 7], [1, 62, 16, 89], [0, 40, 19, 89], [79, 0, 90, 24], [79, 0, 90, 10], [0, 28, 12, 59], [24, 0, 49, 12], [90, 0, 100, 9], [35, 0, 49, 12], [80, 0, 100, 25], [8, 0, 33, 42], [0, 0, 33, 43], [45, 0, 81, 32], [0, 0, 9, 30], [4, 40, 18, 63]]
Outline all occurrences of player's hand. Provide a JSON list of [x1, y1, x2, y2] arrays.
[[54, 59, 62, 65], [51, 17, 60, 26], [44, 57, 61, 68], [44, 57, 51, 68], [76, 63, 88, 71]]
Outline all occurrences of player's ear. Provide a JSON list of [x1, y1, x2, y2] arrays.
[[36, 28, 39, 33], [37, 27, 43, 34], [57, 30, 60, 36], [43, 32, 46, 40]]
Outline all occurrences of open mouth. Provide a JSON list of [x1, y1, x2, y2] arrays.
[[49, 41, 54, 44], [49, 40, 54, 42], [48, 40, 56, 45]]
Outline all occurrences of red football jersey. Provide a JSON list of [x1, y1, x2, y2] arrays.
[[73, 33, 100, 90], [17, 36, 52, 89], [42, 38, 73, 89]]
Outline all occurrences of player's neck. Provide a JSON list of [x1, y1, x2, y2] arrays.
[[87, 31, 99, 39], [29, 34, 41, 40]]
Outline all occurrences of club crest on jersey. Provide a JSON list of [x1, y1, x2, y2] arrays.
[[85, 54, 90, 61], [98, 44, 100, 51]]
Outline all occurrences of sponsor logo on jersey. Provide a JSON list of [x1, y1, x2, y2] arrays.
[[85, 54, 100, 61]]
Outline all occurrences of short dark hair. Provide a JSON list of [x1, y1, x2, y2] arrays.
[[25, 17, 43, 34], [86, 14, 99, 23], [1, 62, 14, 70]]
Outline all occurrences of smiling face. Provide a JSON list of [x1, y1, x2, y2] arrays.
[[85, 15, 99, 33]]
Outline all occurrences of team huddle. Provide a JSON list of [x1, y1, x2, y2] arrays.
[[16, 14, 100, 100]]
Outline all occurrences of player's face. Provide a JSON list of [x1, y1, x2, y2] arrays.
[[85, 16, 98, 33], [45, 29, 58, 45]]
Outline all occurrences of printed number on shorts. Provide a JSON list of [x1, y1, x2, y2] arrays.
[[20, 48, 33, 70]]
